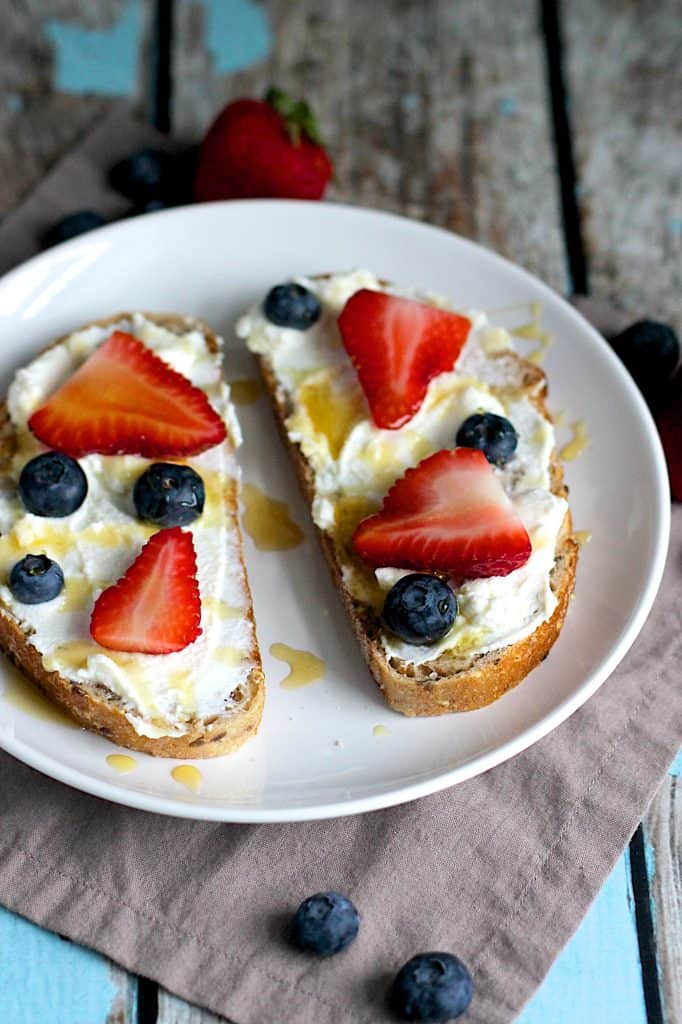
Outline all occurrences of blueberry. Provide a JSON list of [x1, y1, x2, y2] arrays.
[[18, 452, 88, 518], [173, 145, 200, 202], [610, 320, 680, 402], [9, 555, 64, 605], [109, 148, 174, 203], [133, 463, 205, 527], [135, 198, 169, 214], [42, 211, 106, 249], [264, 283, 321, 330], [291, 891, 359, 957], [383, 575, 456, 646], [456, 412, 518, 466], [389, 952, 473, 1022]]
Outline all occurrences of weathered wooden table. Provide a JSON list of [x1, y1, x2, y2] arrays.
[[1, 2, 680, 1021]]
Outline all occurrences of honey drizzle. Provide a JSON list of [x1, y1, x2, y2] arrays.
[[201, 469, 231, 528], [81, 522, 155, 549], [168, 669, 196, 710], [241, 484, 304, 551], [295, 370, 365, 459], [511, 303, 553, 364], [60, 576, 96, 613], [490, 299, 553, 364], [2, 662, 77, 727], [561, 420, 589, 461], [270, 642, 325, 690], [228, 378, 261, 405], [214, 646, 243, 666], [171, 764, 203, 794], [106, 754, 137, 774], [525, 334, 553, 365], [43, 642, 158, 718], [202, 597, 244, 620]]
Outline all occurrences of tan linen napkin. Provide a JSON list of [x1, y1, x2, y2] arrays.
[[0, 110, 680, 1024]]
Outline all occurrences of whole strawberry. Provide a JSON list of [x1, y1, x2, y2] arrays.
[[194, 87, 333, 202]]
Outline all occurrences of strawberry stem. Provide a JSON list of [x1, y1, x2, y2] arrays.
[[265, 86, 323, 146]]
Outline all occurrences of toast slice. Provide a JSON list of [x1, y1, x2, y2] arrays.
[[0, 313, 264, 756], [240, 273, 577, 716]]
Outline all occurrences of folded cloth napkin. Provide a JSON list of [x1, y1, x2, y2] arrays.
[[0, 109, 680, 1024]]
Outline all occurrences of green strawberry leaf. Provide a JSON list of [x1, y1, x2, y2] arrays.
[[265, 86, 324, 147]]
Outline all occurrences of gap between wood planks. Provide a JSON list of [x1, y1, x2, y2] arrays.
[[629, 827, 666, 1024], [139, 2, 170, 1018], [137, 974, 159, 1024], [135, 1, 663, 1022], [151, 0, 173, 133], [539, 0, 588, 296], [540, 2, 664, 1022]]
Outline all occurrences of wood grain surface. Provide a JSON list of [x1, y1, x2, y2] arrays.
[[565, 0, 681, 338], [174, 0, 567, 292], [565, 3, 681, 1018], [0, 0, 150, 215], [643, 774, 682, 1023], [158, 990, 225, 1024], [0, 0, 679, 1022]]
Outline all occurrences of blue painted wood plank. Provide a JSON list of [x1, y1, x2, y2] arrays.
[[518, 852, 647, 1024], [197, 0, 271, 74], [0, 905, 133, 1024], [44, 0, 142, 96]]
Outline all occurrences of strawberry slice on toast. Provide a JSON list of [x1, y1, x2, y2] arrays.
[[353, 448, 532, 579], [91, 527, 202, 654], [338, 289, 471, 430], [29, 331, 226, 457]]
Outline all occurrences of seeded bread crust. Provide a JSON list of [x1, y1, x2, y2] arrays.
[[0, 313, 264, 756], [256, 304, 578, 716]]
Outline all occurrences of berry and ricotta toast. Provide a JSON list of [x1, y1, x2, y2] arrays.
[[239, 271, 577, 715], [0, 313, 263, 755]]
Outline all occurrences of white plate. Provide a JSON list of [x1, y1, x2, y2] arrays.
[[0, 201, 669, 822]]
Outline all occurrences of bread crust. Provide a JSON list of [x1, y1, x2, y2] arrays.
[[0, 313, 264, 757], [256, 322, 578, 716]]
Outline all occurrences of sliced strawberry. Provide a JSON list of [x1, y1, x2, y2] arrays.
[[338, 290, 471, 430], [353, 448, 532, 579], [90, 527, 202, 654], [29, 331, 226, 457]]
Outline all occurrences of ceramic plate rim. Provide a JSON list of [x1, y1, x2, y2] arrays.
[[0, 200, 671, 822]]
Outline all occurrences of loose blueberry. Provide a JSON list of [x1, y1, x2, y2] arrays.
[[291, 891, 360, 957], [456, 412, 518, 466], [389, 952, 473, 1022], [109, 149, 174, 203], [135, 198, 169, 214], [383, 574, 456, 646], [133, 463, 205, 527], [18, 452, 88, 518], [42, 211, 106, 249], [610, 319, 680, 402], [9, 555, 64, 605], [264, 283, 321, 330], [173, 144, 200, 202]]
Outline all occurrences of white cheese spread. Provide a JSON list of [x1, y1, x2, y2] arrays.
[[238, 271, 567, 666], [0, 314, 257, 737]]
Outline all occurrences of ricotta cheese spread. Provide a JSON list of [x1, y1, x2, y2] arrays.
[[238, 270, 568, 666], [0, 314, 257, 737]]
